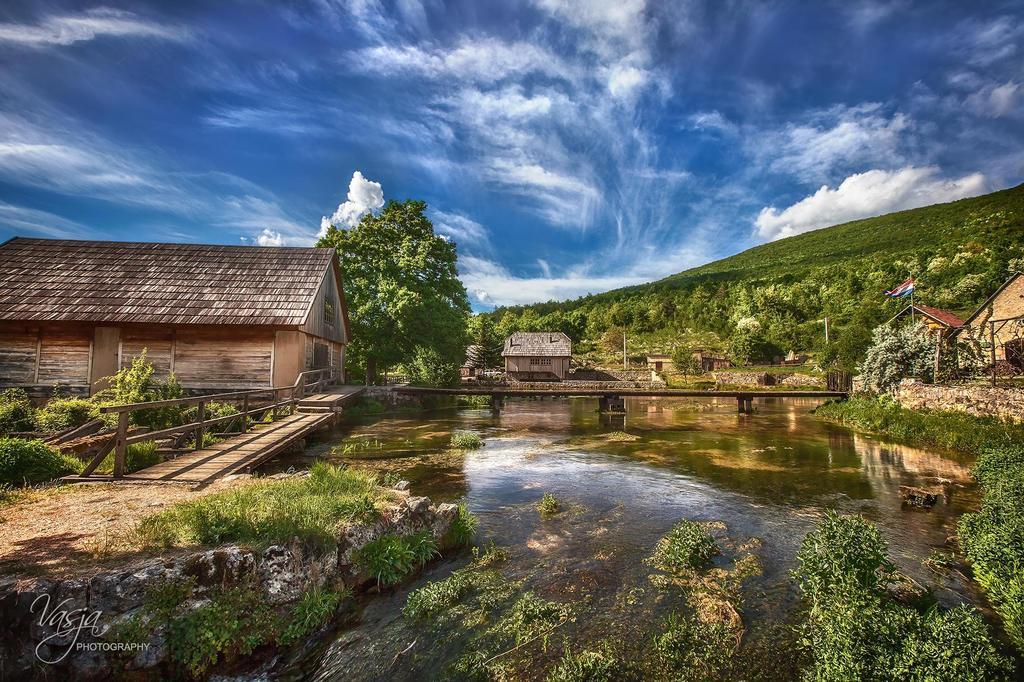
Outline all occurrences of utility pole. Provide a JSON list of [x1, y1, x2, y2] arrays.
[[623, 331, 627, 369], [818, 317, 830, 343]]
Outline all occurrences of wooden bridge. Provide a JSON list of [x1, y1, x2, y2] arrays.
[[394, 385, 848, 414], [62, 370, 364, 485]]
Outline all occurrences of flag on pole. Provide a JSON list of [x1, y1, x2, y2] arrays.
[[885, 278, 915, 298]]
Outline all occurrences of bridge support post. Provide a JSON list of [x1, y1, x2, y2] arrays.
[[599, 395, 625, 413], [737, 396, 754, 414], [491, 394, 504, 415]]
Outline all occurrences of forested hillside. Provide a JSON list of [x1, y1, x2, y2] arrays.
[[482, 183, 1024, 369]]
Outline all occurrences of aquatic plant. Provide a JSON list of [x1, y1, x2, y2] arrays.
[[450, 430, 483, 449], [134, 462, 383, 552], [794, 511, 1012, 680], [404, 572, 476, 621], [652, 520, 719, 572], [537, 492, 560, 517], [546, 644, 621, 681], [497, 593, 570, 646], [446, 502, 477, 546], [472, 541, 509, 566], [655, 611, 736, 681], [0, 437, 83, 485]]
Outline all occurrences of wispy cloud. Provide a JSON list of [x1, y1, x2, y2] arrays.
[[0, 7, 189, 47], [0, 201, 98, 239]]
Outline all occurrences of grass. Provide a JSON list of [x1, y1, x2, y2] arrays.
[[133, 462, 384, 553], [651, 520, 719, 573], [449, 430, 483, 449], [356, 530, 438, 587], [814, 396, 1024, 455], [446, 502, 478, 546], [278, 584, 349, 646], [546, 645, 621, 682], [95, 440, 162, 475], [537, 492, 560, 517]]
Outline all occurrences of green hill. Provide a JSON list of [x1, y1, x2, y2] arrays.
[[484, 183, 1024, 369]]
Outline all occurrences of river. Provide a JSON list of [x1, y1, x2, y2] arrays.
[[271, 396, 981, 680]]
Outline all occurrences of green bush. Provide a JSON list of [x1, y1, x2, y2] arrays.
[[182, 401, 240, 434], [794, 512, 1012, 680], [134, 462, 383, 551], [95, 440, 162, 475], [652, 520, 719, 572], [278, 584, 347, 646], [407, 345, 461, 388], [0, 437, 83, 485], [959, 446, 1024, 652], [33, 397, 98, 432], [0, 389, 34, 435], [94, 353, 185, 430], [858, 322, 937, 393], [655, 611, 736, 680]]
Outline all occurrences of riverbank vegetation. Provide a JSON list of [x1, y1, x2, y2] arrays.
[[0, 437, 82, 485], [450, 430, 483, 449], [814, 396, 1024, 454], [794, 511, 1011, 680]]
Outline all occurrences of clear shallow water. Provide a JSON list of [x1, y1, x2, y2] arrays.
[[272, 397, 981, 680]]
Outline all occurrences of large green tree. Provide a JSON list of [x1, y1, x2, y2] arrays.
[[317, 200, 471, 383]]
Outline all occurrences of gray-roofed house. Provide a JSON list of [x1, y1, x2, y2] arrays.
[[502, 332, 571, 381], [0, 237, 350, 395]]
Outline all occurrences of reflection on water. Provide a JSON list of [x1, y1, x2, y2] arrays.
[[276, 397, 980, 681]]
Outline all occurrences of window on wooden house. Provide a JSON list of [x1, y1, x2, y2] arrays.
[[323, 297, 336, 326], [529, 357, 552, 366]]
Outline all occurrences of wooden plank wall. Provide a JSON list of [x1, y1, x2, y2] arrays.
[[119, 332, 173, 378], [37, 332, 91, 386], [173, 331, 273, 388], [0, 333, 38, 384], [300, 267, 346, 343]]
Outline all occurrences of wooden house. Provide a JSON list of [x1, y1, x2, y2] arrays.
[[460, 344, 485, 380], [951, 272, 1024, 371], [886, 303, 965, 337], [0, 238, 350, 396], [502, 332, 571, 381], [693, 349, 730, 372]]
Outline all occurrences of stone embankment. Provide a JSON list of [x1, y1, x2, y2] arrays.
[[0, 489, 458, 679], [896, 379, 1024, 422]]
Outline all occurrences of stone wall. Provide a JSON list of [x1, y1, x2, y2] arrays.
[[895, 379, 1024, 422], [0, 489, 457, 680], [711, 371, 825, 388]]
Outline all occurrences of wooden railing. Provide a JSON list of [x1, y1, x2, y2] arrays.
[[90, 369, 335, 478]]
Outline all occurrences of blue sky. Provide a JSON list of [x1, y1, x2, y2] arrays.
[[0, 1, 1022, 310]]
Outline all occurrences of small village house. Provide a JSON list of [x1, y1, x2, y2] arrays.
[[951, 272, 1024, 372], [502, 332, 571, 381], [693, 349, 731, 372], [886, 303, 965, 337], [0, 238, 350, 395], [781, 350, 809, 366], [646, 353, 673, 373]]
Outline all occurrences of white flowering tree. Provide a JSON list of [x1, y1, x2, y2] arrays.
[[858, 322, 937, 394]]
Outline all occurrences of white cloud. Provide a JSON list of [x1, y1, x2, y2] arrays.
[[687, 110, 738, 136], [966, 81, 1023, 118], [319, 171, 385, 235], [458, 255, 646, 307], [755, 166, 989, 241], [606, 63, 650, 100], [756, 104, 912, 182], [354, 38, 573, 84], [256, 228, 285, 246], [483, 160, 601, 227], [0, 201, 97, 239], [532, 0, 649, 60], [0, 7, 188, 47]]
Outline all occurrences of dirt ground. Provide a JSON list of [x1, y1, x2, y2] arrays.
[[0, 478, 253, 579]]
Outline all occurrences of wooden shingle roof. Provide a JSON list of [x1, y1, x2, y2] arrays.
[[502, 332, 571, 357], [0, 237, 340, 326]]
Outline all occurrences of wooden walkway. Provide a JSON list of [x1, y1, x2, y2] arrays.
[[64, 385, 366, 485], [123, 412, 333, 483]]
